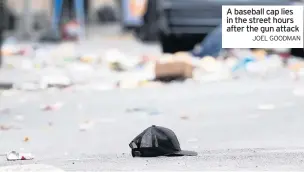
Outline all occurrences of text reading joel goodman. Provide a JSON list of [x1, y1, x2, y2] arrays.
[[222, 6, 304, 49]]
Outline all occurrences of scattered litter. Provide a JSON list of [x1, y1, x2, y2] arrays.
[[62, 20, 81, 41], [0, 43, 300, 93], [40, 75, 72, 88], [0, 124, 21, 131], [6, 151, 34, 161], [0, 125, 13, 131], [23, 137, 29, 142], [257, 104, 276, 110], [41, 102, 64, 111]]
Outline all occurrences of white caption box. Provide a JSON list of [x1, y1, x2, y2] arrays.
[[222, 6, 304, 48]]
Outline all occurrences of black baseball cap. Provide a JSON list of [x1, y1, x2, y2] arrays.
[[129, 125, 198, 157]]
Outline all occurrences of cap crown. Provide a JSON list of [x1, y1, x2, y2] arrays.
[[129, 125, 181, 157]]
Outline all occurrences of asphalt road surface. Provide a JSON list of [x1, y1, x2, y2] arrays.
[[1, 25, 304, 171], [1, 77, 304, 171]]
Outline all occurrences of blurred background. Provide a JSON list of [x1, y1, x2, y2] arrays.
[[1, 0, 136, 39]]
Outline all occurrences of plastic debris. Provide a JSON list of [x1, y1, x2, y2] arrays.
[[79, 54, 99, 64], [0, 39, 301, 94], [104, 49, 139, 71], [41, 102, 64, 111], [6, 151, 34, 161], [232, 57, 255, 72]]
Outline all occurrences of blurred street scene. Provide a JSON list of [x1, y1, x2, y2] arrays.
[[1, 0, 304, 171]]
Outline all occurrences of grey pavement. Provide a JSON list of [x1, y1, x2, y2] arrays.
[[1, 25, 304, 171], [1, 78, 304, 170]]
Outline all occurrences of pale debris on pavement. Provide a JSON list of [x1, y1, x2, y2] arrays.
[[6, 151, 34, 161]]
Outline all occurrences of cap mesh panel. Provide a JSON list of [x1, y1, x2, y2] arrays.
[[140, 128, 153, 148]]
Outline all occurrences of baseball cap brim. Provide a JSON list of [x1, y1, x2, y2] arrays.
[[166, 150, 198, 156]]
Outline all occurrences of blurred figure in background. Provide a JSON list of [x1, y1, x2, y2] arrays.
[[137, 0, 158, 41], [191, 25, 223, 58], [0, 0, 5, 68]]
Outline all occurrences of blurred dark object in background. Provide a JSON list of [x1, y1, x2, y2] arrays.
[[59, 0, 89, 23], [289, 0, 304, 59], [0, 28, 2, 68], [157, 0, 290, 54], [136, 0, 159, 42], [39, 29, 62, 43], [291, 49, 304, 58], [33, 12, 51, 31], [0, 0, 16, 34], [118, 0, 147, 34], [97, 5, 118, 23], [0, 2, 16, 31], [4, 9, 16, 31], [191, 25, 222, 58], [0, 0, 7, 68]]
